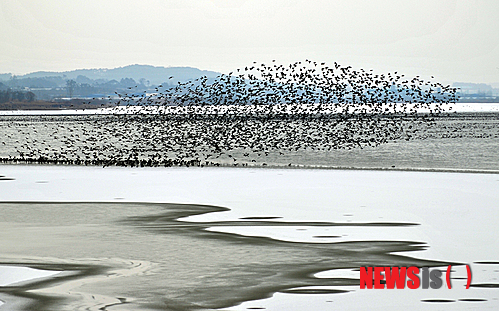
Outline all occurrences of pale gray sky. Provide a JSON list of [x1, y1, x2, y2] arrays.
[[1, 0, 498, 83]]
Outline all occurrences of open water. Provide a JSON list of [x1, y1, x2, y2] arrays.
[[0, 108, 498, 310]]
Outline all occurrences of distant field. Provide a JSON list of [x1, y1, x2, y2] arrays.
[[0, 99, 111, 110]]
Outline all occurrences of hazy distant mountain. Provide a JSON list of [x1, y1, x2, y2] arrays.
[[0, 74, 11, 81], [3, 65, 220, 85], [453, 82, 493, 91]]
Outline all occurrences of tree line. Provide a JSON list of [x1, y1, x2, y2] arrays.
[[0, 90, 36, 103]]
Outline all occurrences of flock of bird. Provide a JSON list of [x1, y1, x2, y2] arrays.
[[0, 61, 461, 167], [112, 60, 457, 114]]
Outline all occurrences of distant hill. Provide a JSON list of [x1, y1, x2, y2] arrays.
[[2, 65, 220, 85], [0, 74, 11, 81]]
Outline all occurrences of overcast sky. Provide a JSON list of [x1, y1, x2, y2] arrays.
[[1, 0, 498, 83]]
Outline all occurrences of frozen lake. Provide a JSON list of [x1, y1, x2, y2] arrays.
[[0, 165, 498, 310], [1, 102, 499, 116]]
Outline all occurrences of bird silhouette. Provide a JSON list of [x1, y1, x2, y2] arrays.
[[0, 60, 461, 168]]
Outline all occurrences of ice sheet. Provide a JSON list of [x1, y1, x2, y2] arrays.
[[0, 102, 498, 116], [0, 165, 498, 310], [0, 265, 60, 287]]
